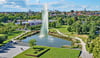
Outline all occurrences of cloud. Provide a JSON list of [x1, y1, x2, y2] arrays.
[[81, 5, 88, 8], [2, 4, 28, 12], [25, 0, 40, 5], [3, 5, 20, 8], [0, 0, 7, 4], [0, 0, 100, 12], [36, 0, 40, 3], [48, 0, 75, 10]]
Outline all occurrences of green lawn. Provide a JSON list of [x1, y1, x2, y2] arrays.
[[50, 25, 88, 42], [14, 46, 80, 58], [7, 31, 24, 39], [49, 25, 71, 35], [56, 25, 88, 42], [0, 31, 24, 46], [56, 25, 69, 34], [40, 47, 80, 58], [14, 48, 37, 58], [0, 34, 6, 36]]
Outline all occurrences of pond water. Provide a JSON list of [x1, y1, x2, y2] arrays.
[[22, 34, 72, 47]]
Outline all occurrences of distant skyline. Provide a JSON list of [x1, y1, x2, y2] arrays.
[[0, 0, 100, 12]]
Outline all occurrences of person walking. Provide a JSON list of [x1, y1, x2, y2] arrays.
[[20, 48, 24, 51]]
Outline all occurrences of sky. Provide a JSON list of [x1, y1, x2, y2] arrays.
[[0, 0, 100, 12]]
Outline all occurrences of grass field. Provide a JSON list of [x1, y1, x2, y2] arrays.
[[8, 31, 24, 39], [50, 25, 88, 42], [14, 46, 80, 58], [40, 47, 80, 58], [49, 25, 71, 35], [14, 48, 37, 58], [56, 25, 69, 34]]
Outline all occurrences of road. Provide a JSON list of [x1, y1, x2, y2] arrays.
[[56, 29, 93, 58]]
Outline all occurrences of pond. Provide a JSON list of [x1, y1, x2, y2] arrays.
[[22, 34, 72, 47]]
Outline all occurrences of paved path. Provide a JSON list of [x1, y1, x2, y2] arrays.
[[12, 30, 30, 41], [0, 30, 30, 58], [0, 45, 29, 58], [56, 29, 93, 58]]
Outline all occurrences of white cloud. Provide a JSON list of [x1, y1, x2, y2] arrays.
[[10, 2, 16, 5], [81, 5, 88, 8], [0, 0, 7, 4], [3, 5, 20, 8], [36, 0, 40, 3], [25, 0, 40, 5], [3, 4, 28, 11], [0, 0, 99, 12]]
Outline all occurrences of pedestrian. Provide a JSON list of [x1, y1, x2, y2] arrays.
[[20, 48, 24, 51]]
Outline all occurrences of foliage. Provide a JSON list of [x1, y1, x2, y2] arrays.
[[0, 34, 7, 43], [29, 39, 36, 47], [87, 37, 100, 58]]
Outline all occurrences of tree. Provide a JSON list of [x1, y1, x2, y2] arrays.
[[0, 34, 7, 43], [67, 26, 72, 32], [89, 21, 96, 39], [29, 39, 36, 47], [67, 18, 72, 25], [81, 21, 88, 34], [92, 37, 100, 58], [71, 21, 82, 34], [51, 22, 56, 28], [71, 10, 74, 13]]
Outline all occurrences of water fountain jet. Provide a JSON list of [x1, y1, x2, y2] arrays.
[[39, 4, 48, 38]]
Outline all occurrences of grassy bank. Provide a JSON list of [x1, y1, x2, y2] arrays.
[[49, 25, 88, 42], [0, 31, 24, 47], [16, 31, 39, 40], [14, 46, 80, 58], [8, 31, 24, 39]]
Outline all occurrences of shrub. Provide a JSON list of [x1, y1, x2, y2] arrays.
[[0, 34, 7, 43], [29, 39, 36, 47], [3, 40, 10, 44]]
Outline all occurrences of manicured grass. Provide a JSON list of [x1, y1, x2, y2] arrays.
[[40, 47, 80, 58], [49, 25, 71, 35], [14, 48, 36, 58], [7, 31, 24, 39], [56, 25, 69, 34], [14, 46, 49, 58], [14, 46, 80, 58]]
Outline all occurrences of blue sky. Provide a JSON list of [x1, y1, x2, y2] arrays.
[[0, 0, 100, 12]]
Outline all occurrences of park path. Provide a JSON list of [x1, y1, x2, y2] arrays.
[[12, 30, 31, 41], [0, 45, 29, 58], [55, 29, 93, 58], [0, 30, 30, 58]]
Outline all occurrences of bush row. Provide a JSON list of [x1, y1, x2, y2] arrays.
[[0, 40, 11, 47], [25, 46, 50, 57], [49, 32, 72, 41], [16, 31, 39, 40], [49, 32, 82, 49]]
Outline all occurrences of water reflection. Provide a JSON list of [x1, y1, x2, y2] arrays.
[[22, 34, 72, 47]]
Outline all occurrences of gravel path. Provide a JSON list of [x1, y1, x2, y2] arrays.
[[56, 29, 93, 58]]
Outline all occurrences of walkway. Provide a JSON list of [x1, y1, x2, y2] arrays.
[[0, 30, 30, 58], [0, 44, 29, 58], [12, 30, 30, 41], [56, 29, 93, 58]]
